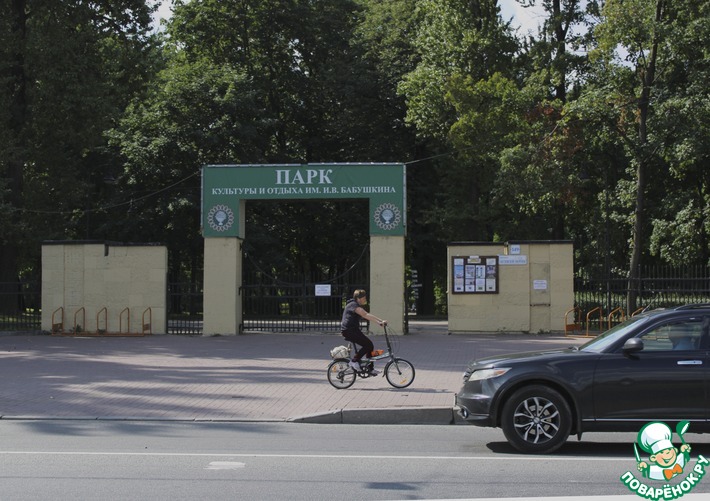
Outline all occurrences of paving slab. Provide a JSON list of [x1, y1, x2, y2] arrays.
[[0, 322, 587, 424]]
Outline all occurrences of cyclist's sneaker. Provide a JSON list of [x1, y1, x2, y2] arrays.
[[348, 360, 361, 371], [370, 368, 380, 376]]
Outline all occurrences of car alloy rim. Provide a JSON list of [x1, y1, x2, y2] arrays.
[[512, 396, 560, 444]]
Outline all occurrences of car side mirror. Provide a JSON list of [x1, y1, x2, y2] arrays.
[[622, 338, 644, 353]]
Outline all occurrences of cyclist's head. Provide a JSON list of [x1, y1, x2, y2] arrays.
[[353, 289, 367, 300]]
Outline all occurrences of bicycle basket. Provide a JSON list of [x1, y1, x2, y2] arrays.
[[330, 345, 351, 359]]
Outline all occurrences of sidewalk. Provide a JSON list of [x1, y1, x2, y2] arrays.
[[0, 322, 586, 424]]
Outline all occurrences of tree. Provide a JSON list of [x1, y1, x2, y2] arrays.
[[393, 0, 521, 313], [112, 0, 419, 290], [516, 0, 589, 103], [592, 0, 710, 311], [483, 0, 592, 243], [0, 0, 156, 312], [399, 5, 518, 227], [354, 0, 443, 312], [648, 1, 710, 267]]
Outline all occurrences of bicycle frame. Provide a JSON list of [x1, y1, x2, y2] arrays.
[[327, 324, 415, 389], [347, 325, 395, 365]]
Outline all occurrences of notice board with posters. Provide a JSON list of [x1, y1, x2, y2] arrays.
[[451, 256, 499, 294]]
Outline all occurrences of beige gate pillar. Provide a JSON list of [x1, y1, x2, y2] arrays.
[[370, 235, 405, 334], [203, 237, 242, 335]]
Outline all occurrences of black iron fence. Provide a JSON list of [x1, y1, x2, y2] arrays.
[[5, 265, 710, 334], [0, 281, 41, 332], [165, 275, 369, 334], [167, 281, 204, 335], [241, 271, 367, 332], [0, 280, 206, 334], [574, 265, 710, 330]]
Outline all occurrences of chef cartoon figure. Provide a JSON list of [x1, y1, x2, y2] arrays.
[[636, 421, 691, 481]]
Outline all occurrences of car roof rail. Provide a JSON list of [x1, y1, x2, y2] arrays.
[[674, 304, 710, 310]]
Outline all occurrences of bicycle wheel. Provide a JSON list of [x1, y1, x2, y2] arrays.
[[327, 359, 356, 389], [384, 358, 415, 388]]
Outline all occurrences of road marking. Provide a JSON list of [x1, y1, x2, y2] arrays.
[[205, 461, 245, 470], [0, 451, 630, 461]]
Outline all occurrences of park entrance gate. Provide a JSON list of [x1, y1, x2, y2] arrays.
[[241, 243, 369, 332], [201, 163, 406, 335]]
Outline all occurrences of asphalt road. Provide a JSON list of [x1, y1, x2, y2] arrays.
[[3, 420, 710, 501]]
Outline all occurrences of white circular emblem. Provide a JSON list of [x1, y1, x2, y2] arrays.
[[207, 204, 235, 232], [373, 203, 401, 231]]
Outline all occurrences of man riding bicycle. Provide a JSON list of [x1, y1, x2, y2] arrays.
[[340, 289, 387, 374]]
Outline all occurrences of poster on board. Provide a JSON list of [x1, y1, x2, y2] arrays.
[[452, 256, 498, 294]]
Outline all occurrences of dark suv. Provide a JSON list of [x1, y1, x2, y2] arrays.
[[455, 304, 710, 453]]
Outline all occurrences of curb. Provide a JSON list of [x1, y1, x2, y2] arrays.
[[290, 406, 459, 425]]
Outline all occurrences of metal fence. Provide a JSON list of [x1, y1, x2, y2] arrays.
[[166, 275, 369, 334], [167, 281, 204, 335], [574, 265, 710, 329], [5, 265, 710, 334], [241, 271, 367, 332], [0, 280, 206, 334], [0, 281, 41, 332]]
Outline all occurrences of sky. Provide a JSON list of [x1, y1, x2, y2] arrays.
[[499, 0, 545, 34], [151, 1, 544, 34]]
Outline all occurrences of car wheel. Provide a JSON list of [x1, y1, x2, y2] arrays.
[[500, 385, 572, 454]]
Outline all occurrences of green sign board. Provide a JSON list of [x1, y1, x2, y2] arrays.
[[202, 163, 406, 237]]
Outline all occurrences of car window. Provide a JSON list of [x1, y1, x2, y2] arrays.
[[639, 319, 704, 352], [580, 315, 652, 353]]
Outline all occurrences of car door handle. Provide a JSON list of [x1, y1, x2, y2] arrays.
[[677, 360, 703, 365]]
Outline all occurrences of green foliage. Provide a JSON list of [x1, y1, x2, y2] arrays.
[[651, 200, 707, 265], [0, 0, 157, 294], [399, 0, 518, 140], [1, 0, 709, 316], [110, 0, 420, 283], [397, 0, 520, 246]]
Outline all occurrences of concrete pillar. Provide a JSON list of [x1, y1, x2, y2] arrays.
[[41, 243, 67, 331], [370, 235, 405, 334], [203, 237, 242, 335]]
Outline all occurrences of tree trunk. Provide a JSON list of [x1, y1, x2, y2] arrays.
[[626, 0, 664, 313], [552, 0, 567, 103]]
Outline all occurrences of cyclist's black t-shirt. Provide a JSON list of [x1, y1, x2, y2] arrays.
[[341, 299, 361, 333]]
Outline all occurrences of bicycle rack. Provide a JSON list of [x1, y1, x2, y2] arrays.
[[585, 306, 604, 337], [607, 306, 625, 329], [50, 306, 152, 336], [142, 307, 152, 335], [51, 307, 64, 335], [119, 307, 130, 335], [73, 307, 86, 334], [97, 307, 108, 334], [564, 307, 582, 336]]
